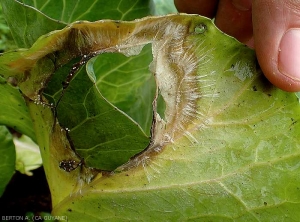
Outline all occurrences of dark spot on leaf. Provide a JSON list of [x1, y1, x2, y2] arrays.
[[252, 85, 257, 91], [68, 208, 72, 212], [291, 118, 297, 125], [59, 159, 82, 172], [264, 202, 267, 206]]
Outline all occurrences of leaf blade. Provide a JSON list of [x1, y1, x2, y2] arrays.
[[0, 126, 16, 196], [0, 77, 35, 140], [1, 13, 300, 220], [1, 0, 65, 47]]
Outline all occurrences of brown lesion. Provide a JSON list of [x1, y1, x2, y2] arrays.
[[1, 14, 213, 176], [118, 17, 208, 171]]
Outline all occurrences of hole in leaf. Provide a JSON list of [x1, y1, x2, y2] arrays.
[[43, 44, 166, 172]]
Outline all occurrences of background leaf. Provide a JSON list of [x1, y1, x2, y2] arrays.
[[0, 76, 35, 140], [92, 46, 156, 134], [43, 61, 149, 170], [9, 0, 157, 134], [0, 126, 16, 197], [21, 0, 155, 23], [1, 0, 65, 48], [0, 0, 64, 142], [14, 135, 42, 176], [0, 0, 157, 202], [153, 0, 177, 15], [1, 0, 156, 169], [0, 4, 16, 52]]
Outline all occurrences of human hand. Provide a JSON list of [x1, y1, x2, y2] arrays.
[[174, 0, 300, 92]]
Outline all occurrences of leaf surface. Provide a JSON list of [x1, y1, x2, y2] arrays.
[[43, 61, 149, 170], [1, 0, 65, 48], [14, 135, 42, 175], [0, 126, 16, 196], [1, 0, 155, 135], [22, 0, 154, 23], [0, 76, 35, 140], [51, 17, 300, 220], [0, 0, 155, 204], [0, 7, 300, 222], [153, 0, 177, 15]]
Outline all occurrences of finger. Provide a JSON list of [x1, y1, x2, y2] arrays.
[[174, 0, 219, 18], [214, 0, 253, 45], [253, 0, 300, 91]]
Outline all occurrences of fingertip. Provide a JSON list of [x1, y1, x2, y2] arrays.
[[174, 0, 218, 18], [264, 72, 300, 92], [252, 1, 300, 92], [278, 29, 300, 86], [214, 0, 253, 44]]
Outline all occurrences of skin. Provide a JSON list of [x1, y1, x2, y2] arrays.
[[174, 0, 300, 92]]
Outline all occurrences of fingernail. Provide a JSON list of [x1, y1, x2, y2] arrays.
[[279, 29, 300, 81], [232, 0, 252, 11]]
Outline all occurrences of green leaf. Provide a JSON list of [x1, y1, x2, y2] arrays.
[[0, 77, 35, 140], [15, 135, 42, 175], [1, 0, 155, 135], [93, 46, 157, 133], [43, 60, 149, 170], [0, 126, 16, 196], [0, 1, 155, 173], [13, 0, 156, 134], [52, 16, 300, 220], [1, 0, 65, 47], [21, 0, 154, 23], [153, 0, 177, 15], [0, 4, 17, 51], [1, 11, 300, 221]]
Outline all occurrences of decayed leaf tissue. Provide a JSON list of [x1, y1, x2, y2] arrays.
[[1, 14, 300, 221]]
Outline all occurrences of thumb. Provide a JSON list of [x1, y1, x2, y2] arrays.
[[253, 0, 300, 92]]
